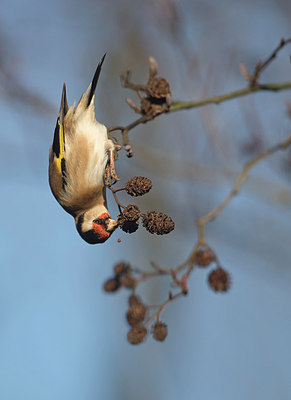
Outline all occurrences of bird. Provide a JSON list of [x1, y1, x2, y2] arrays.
[[49, 54, 119, 244]]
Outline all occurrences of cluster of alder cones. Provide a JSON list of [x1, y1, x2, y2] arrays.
[[103, 262, 168, 344], [103, 248, 230, 345], [195, 246, 231, 292], [106, 176, 230, 345], [121, 56, 172, 120], [116, 176, 175, 236]]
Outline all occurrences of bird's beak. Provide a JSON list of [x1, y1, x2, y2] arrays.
[[106, 218, 118, 232]]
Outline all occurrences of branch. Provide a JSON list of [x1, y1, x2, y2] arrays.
[[104, 39, 291, 345], [109, 81, 291, 136], [170, 82, 291, 112], [109, 38, 291, 139], [196, 135, 291, 242], [144, 291, 185, 326]]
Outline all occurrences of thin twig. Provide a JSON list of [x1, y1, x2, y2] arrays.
[[149, 261, 170, 274], [144, 291, 184, 326], [121, 70, 146, 94], [108, 115, 149, 134], [114, 187, 126, 193], [108, 185, 126, 213], [251, 38, 291, 85], [196, 135, 291, 240]]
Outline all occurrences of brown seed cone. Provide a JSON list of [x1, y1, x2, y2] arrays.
[[151, 321, 168, 341], [121, 275, 136, 289], [125, 176, 152, 197], [195, 248, 216, 267], [146, 77, 171, 99], [113, 262, 128, 276], [118, 205, 141, 233], [208, 267, 230, 292], [117, 215, 139, 233], [126, 303, 147, 326], [140, 98, 164, 118], [142, 211, 175, 235], [121, 204, 141, 221], [128, 294, 141, 306], [103, 277, 120, 293], [127, 324, 147, 345]]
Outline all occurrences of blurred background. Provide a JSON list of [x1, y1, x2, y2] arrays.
[[0, 0, 291, 399]]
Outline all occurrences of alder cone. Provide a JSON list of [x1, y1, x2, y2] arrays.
[[103, 277, 120, 292], [127, 324, 147, 345], [152, 321, 168, 341], [208, 267, 230, 292], [125, 176, 152, 197], [146, 77, 171, 99], [142, 211, 175, 235]]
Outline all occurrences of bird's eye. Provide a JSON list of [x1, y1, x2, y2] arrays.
[[93, 217, 107, 225], [93, 213, 110, 225], [94, 218, 103, 225]]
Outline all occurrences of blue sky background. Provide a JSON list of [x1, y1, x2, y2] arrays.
[[0, 0, 291, 399]]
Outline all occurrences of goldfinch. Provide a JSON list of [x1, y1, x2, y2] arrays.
[[49, 54, 119, 244]]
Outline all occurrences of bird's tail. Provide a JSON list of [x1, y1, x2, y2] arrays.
[[76, 53, 107, 112]]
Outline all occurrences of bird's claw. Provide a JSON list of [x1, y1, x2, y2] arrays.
[[104, 150, 120, 186]]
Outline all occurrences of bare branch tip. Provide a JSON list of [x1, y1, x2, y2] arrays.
[[148, 56, 158, 77], [239, 63, 252, 81]]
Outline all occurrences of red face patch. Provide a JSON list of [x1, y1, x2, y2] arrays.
[[92, 222, 110, 240], [98, 212, 109, 219], [91, 212, 111, 240]]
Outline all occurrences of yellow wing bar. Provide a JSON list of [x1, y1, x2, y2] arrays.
[[53, 120, 65, 173]]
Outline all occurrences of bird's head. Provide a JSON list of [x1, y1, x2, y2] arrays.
[[75, 208, 118, 244]]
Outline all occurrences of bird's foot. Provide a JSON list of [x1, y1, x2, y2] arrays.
[[104, 150, 120, 186]]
